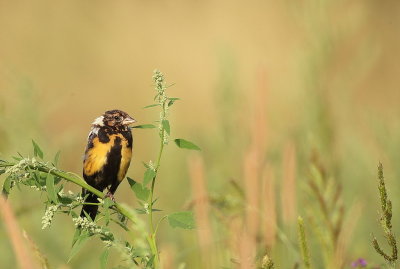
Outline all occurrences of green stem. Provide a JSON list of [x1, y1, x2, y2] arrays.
[[0, 162, 136, 223], [80, 202, 102, 206], [148, 128, 165, 267], [148, 98, 167, 267]]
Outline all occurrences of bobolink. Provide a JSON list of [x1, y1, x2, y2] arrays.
[[81, 110, 136, 220]]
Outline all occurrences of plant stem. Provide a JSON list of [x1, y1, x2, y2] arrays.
[[0, 162, 136, 223], [148, 126, 165, 267], [147, 84, 168, 267]]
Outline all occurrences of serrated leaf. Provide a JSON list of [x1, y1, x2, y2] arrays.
[[2, 176, 12, 196], [32, 140, 44, 159], [100, 248, 110, 269], [68, 231, 90, 263], [167, 211, 196, 229], [174, 139, 201, 151], [143, 104, 159, 109], [131, 124, 156, 129], [143, 168, 156, 186], [127, 177, 150, 201], [46, 174, 58, 203], [162, 120, 170, 135]]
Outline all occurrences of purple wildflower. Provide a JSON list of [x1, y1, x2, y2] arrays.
[[351, 258, 367, 267]]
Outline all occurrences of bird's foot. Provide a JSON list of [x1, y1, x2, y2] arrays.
[[105, 191, 115, 202]]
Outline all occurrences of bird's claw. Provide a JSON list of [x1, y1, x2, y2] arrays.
[[105, 191, 115, 202]]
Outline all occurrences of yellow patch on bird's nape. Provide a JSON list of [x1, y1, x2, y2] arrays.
[[84, 137, 114, 176]]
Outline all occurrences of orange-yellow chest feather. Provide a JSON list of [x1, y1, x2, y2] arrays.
[[83, 134, 132, 182]]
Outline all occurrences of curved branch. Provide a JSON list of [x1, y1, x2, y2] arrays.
[[0, 161, 136, 223]]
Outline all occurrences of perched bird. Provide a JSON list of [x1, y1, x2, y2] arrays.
[[81, 110, 136, 220]]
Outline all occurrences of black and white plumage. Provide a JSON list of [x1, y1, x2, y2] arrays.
[[80, 110, 136, 220]]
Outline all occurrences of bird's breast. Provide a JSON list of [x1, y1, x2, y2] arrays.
[[83, 133, 132, 180], [118, 136, 132, 182]]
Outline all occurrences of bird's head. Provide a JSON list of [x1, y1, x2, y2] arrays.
[[92, 110, 136, 129]]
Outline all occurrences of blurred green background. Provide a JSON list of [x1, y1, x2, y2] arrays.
[[1, 0, 400, 268]]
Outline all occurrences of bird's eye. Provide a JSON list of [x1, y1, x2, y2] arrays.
[[114, 116, 120, 120]]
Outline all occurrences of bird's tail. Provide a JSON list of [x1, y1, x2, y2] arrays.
[[80, 190, 99, 221]]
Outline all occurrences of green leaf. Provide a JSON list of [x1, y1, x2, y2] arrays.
[[103, 198, 114, 225], [2, 176, 12, 196], [168, 97, 180, 107], [71, 227, 81, 246], [32, 140, 44, 159], [127, 177, 150, 201], [143, 168, 156, 186], [144, 104, 159, 109], [162, 120, 170, 135], [174, 139, 201, 151], [70, 211, 79, 218], [167, 211, 196, 229], [0, 169, 5, 175], [100, 248, 110, 269], [103, 197, 114, 209], [46, 174, 58, 203], [146, 255, 155, 267], [53, 150, 61, 167], [131, 124, 156, 129], [33, 171, 46, 187], [59, 195, 74, 205], [68, 231, 90, 263]]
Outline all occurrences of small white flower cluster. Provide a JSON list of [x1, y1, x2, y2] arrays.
[[153, 69, 171, 144], [163, 132, 169, 145], [148, 160, 155, 171], [5, 157, 51, 192], [76, 195, 84, 203], [5, 159, 30, 188], [72, 217, 110, 236], [5, 159, 28, 174], [41, 205, 59, 229], [103, 240, 114, 248], [30, 185, 46, 191], [153, 69, 165, 92], [143, 203, 150, 214]]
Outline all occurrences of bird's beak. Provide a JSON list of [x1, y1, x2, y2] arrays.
[[122, 116, 136, 125]]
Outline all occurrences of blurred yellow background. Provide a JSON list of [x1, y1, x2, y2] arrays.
[[1, 0, 400, 268]]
